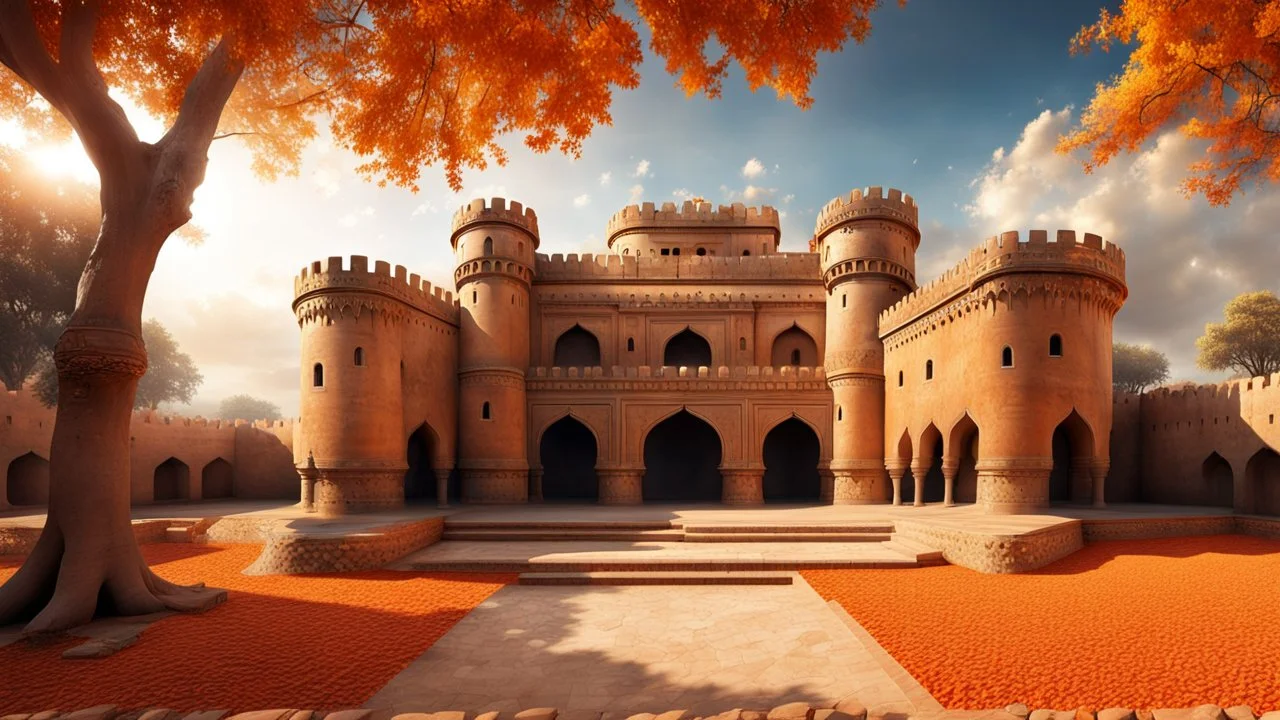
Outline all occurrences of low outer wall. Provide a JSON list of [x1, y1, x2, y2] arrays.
[[894, 519, 1084, 574], [0, 389, 299, 509]]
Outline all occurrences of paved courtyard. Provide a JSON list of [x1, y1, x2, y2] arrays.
[[365, 578, 935, 717]]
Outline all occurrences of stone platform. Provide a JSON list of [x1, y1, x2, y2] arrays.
[[1, 500, 1264, 575]]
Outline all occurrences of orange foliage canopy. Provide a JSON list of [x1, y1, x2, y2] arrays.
[[0, 0, 889, 192], [1059, 0, 1280, 206]]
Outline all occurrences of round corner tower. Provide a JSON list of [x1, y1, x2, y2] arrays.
[[293, 256, 408, 516], [451, 197, 539, 503], [814, 186, 920, 503]]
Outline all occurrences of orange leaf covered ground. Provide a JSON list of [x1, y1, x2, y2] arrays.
[[803, 534, 1280, 712], [0, 544, 514, 714]]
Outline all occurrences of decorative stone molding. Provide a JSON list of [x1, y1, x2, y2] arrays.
[[831, 468, 887, 504], [312, 468, 407, 516], [461, 468, 529, 503], [293, 255, 458, 326], [721, 467, 764, 505], [54, 326, 149, 381], [597, 468, 643, 505], [976, 458, 1053, 514], [451, 197, 540, 243]]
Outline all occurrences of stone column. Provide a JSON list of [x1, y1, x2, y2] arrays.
[[1070, 456, 1094, 504], [830, 461, 887, 504], [299, 474, 315, 513], [598, 468, 643, 505], [528, 467, 544, 504], [942, 461, 958, 507], [818, 467, 836, 504], [722, 467, 764, 506], [886, 462, 906, 506], [435, 469, 452, 509], [909, 460, 928, 507], [975, 458, 1052, 514], [1090, 459, 1109, 509]]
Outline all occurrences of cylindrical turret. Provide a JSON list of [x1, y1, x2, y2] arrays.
[[293, 256, 408, 515], [814, 187, 920, 503], [451, 198, 539, 502]]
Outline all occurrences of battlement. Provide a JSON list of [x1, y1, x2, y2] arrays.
[[526, 364, 830, 387], [293, 255, 458, 323], [533, 251, 821, 283], [450, 197, 540, 242], [878, 230, 1127, 335], [0, 388, 294, 434], [1138, 374, 1280, 412], [606, 201, 780, 243], [814, 186, 920, 239]]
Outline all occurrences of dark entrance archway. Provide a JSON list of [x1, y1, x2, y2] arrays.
[[643, 410, 722, 502], [201, 458, 234, 499], [1202, 451, 1234, 508], [762, 418, 820, 502], [540, 416, 599, 501], [1050, 411, 1093, 504], [1245, 448, 1280, 515], [154, 458, 190, 502], [553, 325, 602, 367], [918, 424, 945, 504], [948, 414, 980, 504], [6, 452, 49, 506], [406, 423, 456, 503], [663, 328, 712, 368]]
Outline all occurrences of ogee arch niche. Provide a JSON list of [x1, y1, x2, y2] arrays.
[[762, 418, 821, 502], [539, 416, 599, 501], [643, 410, 722, 502]]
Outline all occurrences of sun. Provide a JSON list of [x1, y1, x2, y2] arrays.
[[25, 139, 100, 184]]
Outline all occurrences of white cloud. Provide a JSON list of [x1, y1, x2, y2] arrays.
[[912, 158, 918, 165], [958, 105, 1280, 383], [782, 194, 795, 204], [599, 171, 612, 186], [628, 184, 645, 203], [742, 158, 766, 179], [573, 193, 591, 208], [311, 166, 340, 197], [672, 188, 697, 201], [632, 159, 651, 178], [723, 184, 779, 203], [411, 200, 439, 216]]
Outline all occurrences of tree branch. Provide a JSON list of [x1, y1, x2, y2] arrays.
[[56, 0, 140, 179], [0, 2, 70, 114]]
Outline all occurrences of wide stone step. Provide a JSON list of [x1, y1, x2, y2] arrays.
[[443, 520, 675, 531], [683, 531, 891, 543], [442, 528, 686, 542], [883, 535, 947, 564], [680, 523, 894, 534], [517, 571, 795, 586]]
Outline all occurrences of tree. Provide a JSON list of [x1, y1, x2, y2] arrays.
[[1113, 342, 1170, 394], [32, 319, 203, 410], [1196, 290, 1280, 379], [1058, 0, 1280, 205], [218, 394, 282, 422], [0, 1, 895, 634], [0, 146, 98, 391]]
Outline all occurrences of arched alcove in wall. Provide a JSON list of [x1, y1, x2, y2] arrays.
[[770, 325, 818, 367], [762, 418, 821, 502], [643, 410, 722, 502], [1050, 410, 1094, 504], [553, 325, 602, 367], [1245, 448, 1280, 515], [153, 457, 190, 502], [540, 416, 599, 501], [663, 328, 712, 368], [1202, 452, 1234, 509], [201, 458, 234, 499], [6, 452, 49, 506]]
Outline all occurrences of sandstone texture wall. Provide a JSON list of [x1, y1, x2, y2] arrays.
[[0, 388, 297, 511]]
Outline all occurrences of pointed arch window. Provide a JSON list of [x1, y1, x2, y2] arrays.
[[354, 347, 364, 366], [312, 363, 324, 387], [1002, 346, 1014, 368], [482, 401, 491, 420], [1049, 334, 1063, 357], [627, 337, 635, 352], [483, 236, 494, 255]]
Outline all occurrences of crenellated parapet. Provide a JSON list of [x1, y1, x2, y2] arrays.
[[1139, 374, 1280, 422], [606, 201, 780, 245], [813, 186, 919, 241], [879, 230, 1127, 337], [525, 364, 830, 391], [450, 197, 540, 246], [293, 255, 459, 326], [534, 251, 820, 283]]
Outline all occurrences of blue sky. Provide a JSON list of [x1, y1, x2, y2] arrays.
[[25, 0, 1277, 417]]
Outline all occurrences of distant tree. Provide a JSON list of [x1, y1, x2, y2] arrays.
[[1196, 291, 1280, 379], [0, 147, 98, 391], [1113, 342, 1170, 394], [1060, 0, 1280, 206], [217, 394, 281, 422]]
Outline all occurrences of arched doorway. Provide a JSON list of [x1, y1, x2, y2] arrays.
[[154, 458, 190, 502], [643, 410, 722, 502], [201, 458, 234, 499], [948, 414, 980, 504], [918, 424, 945, 504], [663, 328, 712, 368], [1201, 452, 1233, 508], [770, 326, 818, 367], [540, 416, 599, 501], [1050, 411, 1093, 504], [895, 429, 913, 504], [762, 418, 820, 502], [1245, 448, 1280, 515], [553, 325, 602, 367], [406, 423, 455, 503], [6, 453, 49, 506]]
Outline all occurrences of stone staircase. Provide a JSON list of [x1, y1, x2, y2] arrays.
[[390, 516, 947, 583]]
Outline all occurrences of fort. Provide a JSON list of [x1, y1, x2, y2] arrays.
[[3, 185, 1277, 529]]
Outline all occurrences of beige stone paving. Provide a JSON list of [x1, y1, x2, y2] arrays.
[[364, 576, 922, 717]]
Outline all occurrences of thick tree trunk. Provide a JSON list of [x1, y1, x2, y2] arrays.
[[0, 157, 226, 636]]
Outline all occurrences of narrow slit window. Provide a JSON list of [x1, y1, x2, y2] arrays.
[[354, 347, 364, 366], [1049, 334, 1063, 357], [837, 406, 843, 421], [483, 236, 493, 255], [898, 370, 904, 387], [472, 290, 477, 303], [312, 363, 324, 387], [1002, 346, 1014, 368], [842, 294, 847, 308], [739, 337, 747, 351], [925, 360, 934, 381], [790, 349, 801, 365], [482, 401, 491, 420]]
